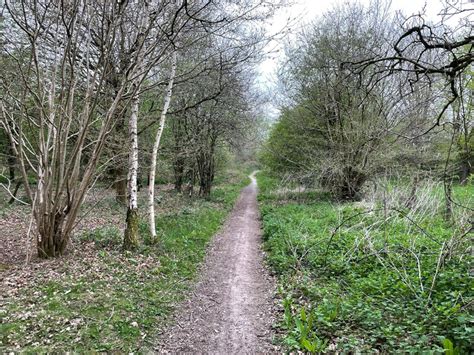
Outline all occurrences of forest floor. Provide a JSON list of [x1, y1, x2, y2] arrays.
[[1, 170, 262, 352], [156, 172, 278, 353]]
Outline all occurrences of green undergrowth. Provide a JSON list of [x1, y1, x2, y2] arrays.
[[0, 169, 250, 353], [257, 172, 473, 353]]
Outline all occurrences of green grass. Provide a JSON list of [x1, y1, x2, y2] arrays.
[[0, 169, 250, 353], [257, 172, 473, 353]]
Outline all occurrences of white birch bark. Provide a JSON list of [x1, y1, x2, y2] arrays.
[[128, 92, 140, 212], [123, 1, 149, 249], [123, 82, 141, 250], [148, 51, 178, 239]]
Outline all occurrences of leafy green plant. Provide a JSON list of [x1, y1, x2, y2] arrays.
[[297, 308, 328, 353], [442, 338, 460, 355], [281, 300, 328, 353]]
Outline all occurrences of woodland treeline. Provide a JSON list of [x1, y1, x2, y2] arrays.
[[0, 0, 279, 258], [0, 0, 472, 271], [263, 1, 473, 202]]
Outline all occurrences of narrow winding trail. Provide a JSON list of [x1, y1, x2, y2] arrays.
[[157, 172, 277, 353]]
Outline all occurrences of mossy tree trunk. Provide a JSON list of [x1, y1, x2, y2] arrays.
[[123, 207, 139, 250]]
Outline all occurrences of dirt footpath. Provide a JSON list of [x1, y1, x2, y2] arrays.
[[157, 172, 277, 354]]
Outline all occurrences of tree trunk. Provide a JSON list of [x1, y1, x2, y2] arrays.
[[184, 165, 195, 197], [123, 1, 152, 249], [339, 167, 366, 201], [37, 210, 68, 258], [460, 163, 471, 185], [123, 90, 140, 250], [6, 134, 25, 205], [171, 110, 186, 192], [444, 182, 453, 222], [197, 150, 215, 198], [148, 51, 177, 240], [114, 167, 128, 204], [199, 177, 212, 197], [405, 174, 420, 209], [173, 157, 184, 192], [7, 140, 16, 181], [8, 180, 23, 205], [123, 207, 139, 250], [459, 160, 471, 185]]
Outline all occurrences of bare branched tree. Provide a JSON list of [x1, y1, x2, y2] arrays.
[[0, 0, 169, 257]]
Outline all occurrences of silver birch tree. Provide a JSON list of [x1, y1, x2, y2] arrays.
[[148, 50, 178, 241]]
